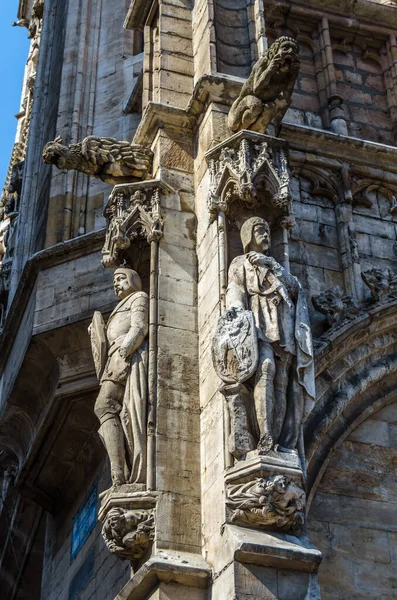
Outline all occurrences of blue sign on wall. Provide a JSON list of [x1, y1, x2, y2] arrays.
[[71, 485, 97, 560]]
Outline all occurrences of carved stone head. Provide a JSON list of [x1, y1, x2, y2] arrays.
[[113, 268, 142, 299], [240, 217, 271, 253], [42, 136, 69, 168], [267, 36, 300, 75]]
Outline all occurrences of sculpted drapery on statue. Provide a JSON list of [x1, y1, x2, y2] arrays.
[[228, 37, 300, 134], [89, 268, 149, 486], [214, 217, 314, 455]]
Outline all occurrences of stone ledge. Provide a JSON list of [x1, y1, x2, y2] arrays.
[[124, 0, 153, 31], [274, 0, 396, 31], [225, 451, 303, 485], [226, 525, 322, 573], [0, 228, 106, 375], [133, 74, 243, 147], [134, 76, 397, 174], [115, 551, 211, 600], [284, 123, 397, 173]]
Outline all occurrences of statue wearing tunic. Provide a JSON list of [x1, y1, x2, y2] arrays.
[[90, 268, 149, 486], [226, 217, 314, 452]]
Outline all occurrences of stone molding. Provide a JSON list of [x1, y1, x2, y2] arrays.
[[114, 550, 211, 599], [226, 524, 322, 573], [124, 0, 153, 31], [305, 299, 397, 501], [287, 123, 397, 174], [272, 0, 397, 32], [0, 228, 105, 374], [133, 77, 397, 176], [133, 75, 244, 147]]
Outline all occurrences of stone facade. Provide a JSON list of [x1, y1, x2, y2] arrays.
[[0, 1, 397, 599]]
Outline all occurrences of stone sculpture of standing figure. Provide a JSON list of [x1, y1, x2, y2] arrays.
[[226, 217, 314, 452], [89, 268, 149, 486]]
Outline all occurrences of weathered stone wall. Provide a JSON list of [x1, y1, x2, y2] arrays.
[[289, 178, 344, 324], [1, 0, 397, 598], [34, 251, 116, 335], [308, 401, 397, 599], [40, 459, 130, 600], [45, 0, 144, 247], [333, 42, 393, 144]]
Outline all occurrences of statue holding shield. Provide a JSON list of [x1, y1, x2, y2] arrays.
[[89, 268, 149, 486], [213, 217, 314, 457]]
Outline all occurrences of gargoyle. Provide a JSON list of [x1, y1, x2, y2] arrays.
[[228, 36, 300, 134], [361, 267, 397, 302], [43, 135, 153, 184], [312, 286, 359, 328]]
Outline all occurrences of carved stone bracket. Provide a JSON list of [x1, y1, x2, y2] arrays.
[[225, 452, 306, 535], [205, 131, 292, 222], [99, 486, 157, 561], [102, 180, 168, 268]]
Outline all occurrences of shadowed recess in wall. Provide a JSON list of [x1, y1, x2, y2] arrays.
[[214, 0, 252, 77], [68, 546, 95, 600]]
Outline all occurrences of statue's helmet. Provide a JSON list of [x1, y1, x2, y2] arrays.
[[113, 267, 142, 293], [240, 217, 270, 253]]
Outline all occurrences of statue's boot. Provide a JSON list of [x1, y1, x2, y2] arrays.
[[99, 416, 126, 486]]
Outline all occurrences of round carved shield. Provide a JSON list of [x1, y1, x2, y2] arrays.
[[212, 308, 258, 384]]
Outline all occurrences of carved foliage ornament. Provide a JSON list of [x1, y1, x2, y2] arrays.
[[206, 132, 291, 220], [102, 184, 163, 268], [226, 474, 306, 534], [102, 507, 155, 560]]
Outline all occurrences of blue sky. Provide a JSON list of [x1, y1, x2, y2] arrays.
[[0, 3, 30, 188]]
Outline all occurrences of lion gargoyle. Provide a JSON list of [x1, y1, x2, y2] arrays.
[[228, 36, 300, 134], [43, 135, 153, 184]]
